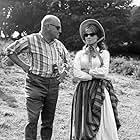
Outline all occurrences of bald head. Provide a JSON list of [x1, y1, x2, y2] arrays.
[[40, 15, 61, 42], [41, 15, 61, 29]]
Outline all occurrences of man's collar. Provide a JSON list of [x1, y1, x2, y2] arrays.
[[39, 32, 55, 45]]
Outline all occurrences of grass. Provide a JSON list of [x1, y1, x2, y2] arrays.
[[0, 40, 140, 139], [0, 66, 140, 140]]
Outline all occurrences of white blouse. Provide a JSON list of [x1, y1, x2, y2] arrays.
[[73, 48, 110, 81]]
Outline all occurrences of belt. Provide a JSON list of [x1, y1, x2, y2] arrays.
[[28, 72, 57, 78], [42, 73, 56, 78]]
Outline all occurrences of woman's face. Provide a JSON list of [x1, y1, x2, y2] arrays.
[[84, 27, 98, 45]]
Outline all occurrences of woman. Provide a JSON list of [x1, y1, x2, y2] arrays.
[[70, 19, 121, 140]]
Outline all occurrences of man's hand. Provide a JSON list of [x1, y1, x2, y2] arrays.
[[22, 64, 30, 73], [8, 53, 30, 73], [57, 71, 67, 83]]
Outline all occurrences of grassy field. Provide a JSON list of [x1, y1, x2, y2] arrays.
[[0, 65, 140, 140], [0, 40, 140, 139]]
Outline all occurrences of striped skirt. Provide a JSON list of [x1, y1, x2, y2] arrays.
[[70, 79, 121, 140]]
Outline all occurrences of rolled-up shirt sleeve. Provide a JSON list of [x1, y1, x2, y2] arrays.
[[89, 50, 110, 78], [60, 44, 72, 73], [5, 37, 29, 56], [73, 51, 92, 81]]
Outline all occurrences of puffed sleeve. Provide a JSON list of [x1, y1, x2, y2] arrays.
[[89, 50, 110, 78], [73, 50, 92, 81]]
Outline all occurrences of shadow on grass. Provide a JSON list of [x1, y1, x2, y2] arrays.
[[0, 89, 18, 108]]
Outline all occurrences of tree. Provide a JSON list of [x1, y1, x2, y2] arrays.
[[0, 0, 134, 54], [128, 6, 140, 53], [0, 0, 51, 39], [49, 0, 132, 52]]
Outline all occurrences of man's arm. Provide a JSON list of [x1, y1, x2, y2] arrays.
[[5, 37, 30, 73], [57, 44, 71, 82], [8, 53, 30, 73]]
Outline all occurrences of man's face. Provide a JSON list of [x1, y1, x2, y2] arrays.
[[47, 19, 62, 39]]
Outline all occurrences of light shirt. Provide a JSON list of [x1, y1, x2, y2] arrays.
[[5, 32, 71, 77], [73, 47, 110, 81]]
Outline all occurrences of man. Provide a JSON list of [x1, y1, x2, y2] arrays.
[[5, 15, 71, 140]]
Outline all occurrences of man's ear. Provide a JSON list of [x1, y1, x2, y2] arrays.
[[45, 24, 50, 31]]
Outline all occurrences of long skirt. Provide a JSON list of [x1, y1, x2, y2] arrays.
[[94, 88, 119, 140], [70, 79, 120, 140]]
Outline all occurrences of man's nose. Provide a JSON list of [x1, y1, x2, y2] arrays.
[[59, 27, 62, 33]]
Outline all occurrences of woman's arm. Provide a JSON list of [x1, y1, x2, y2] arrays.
[[89, 50, 110, 78]]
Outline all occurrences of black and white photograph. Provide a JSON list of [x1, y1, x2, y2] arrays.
[[0, 0, 140, 140]]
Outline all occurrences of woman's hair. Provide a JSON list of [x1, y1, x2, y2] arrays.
[[84, 23, 107, 51], [98, 41, 108, 52]]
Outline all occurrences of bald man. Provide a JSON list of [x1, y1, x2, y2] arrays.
[[5, 15, 71, 140]]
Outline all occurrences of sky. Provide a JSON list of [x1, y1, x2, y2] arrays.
[[132, 0, 140, 6]]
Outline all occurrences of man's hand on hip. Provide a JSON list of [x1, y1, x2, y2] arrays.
[[22, 64, 30, 73], [57, 71, 67, 83]]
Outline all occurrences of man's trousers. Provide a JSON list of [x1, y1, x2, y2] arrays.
[[25, 73, 60, 140]]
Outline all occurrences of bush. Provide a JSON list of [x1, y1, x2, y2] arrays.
[[110, 56, 140, 79]]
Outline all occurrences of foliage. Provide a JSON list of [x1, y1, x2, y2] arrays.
[[110, 56, 140, 79], [0, 0, 51, 39], [128, 6, 140, 53], [0, 0, 139, 54], [49, 0, 132, 51]]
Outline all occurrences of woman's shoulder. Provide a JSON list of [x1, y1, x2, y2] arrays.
[[76, 45, 88, 54], [99, 49, 110, 60], [75, 49, 85, 56], [101, 49, 110, 56]]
